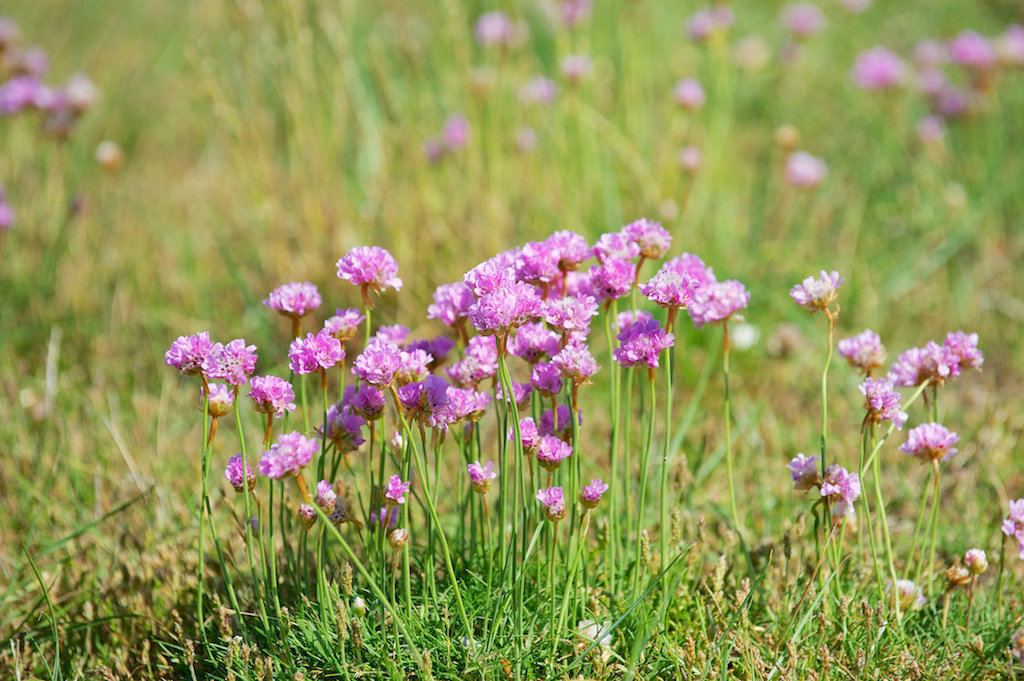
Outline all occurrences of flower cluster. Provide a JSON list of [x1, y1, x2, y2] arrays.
[[899, 423, 959, 462], [258, 432, 318, 479], [613, 317, 674, 368], [838, 329, 886, 374], [1002, 499, 1024, 559], [889, 331, 983, 387], [263, 282, 322, 320], [788, 454, 860, 522], [536, 486, 566, 521], [859, 377, 908, 429], [202, 339, 259, 386], [337, 246, 403, 303], [248, 376, 297, 418], [468, 461, 497, 494], [289, 329, 344, 375], [789, 270, 844, 312]]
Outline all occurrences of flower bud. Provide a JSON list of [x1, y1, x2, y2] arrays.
[[945, 564, 971, 588], [965, 548, 988, 575], [388, 528, 409, 550], [297, 503, 317, 530], [351, 596, 367, 617]]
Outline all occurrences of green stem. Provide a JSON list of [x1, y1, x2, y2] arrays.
[[603, 302, 620, 595], [723, 322, 741, 536], [660, 313, 675, 578], [197, 384, 210, 642], [998, 532, 1007, 618], [925, 460, 941, 593], [633, 370, 656, 595]]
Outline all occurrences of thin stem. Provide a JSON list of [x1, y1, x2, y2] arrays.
[[660, 312, 676, 579], [197, 383, 210, 642], [925, 459, 941, 592], [723, 321, 741, 536], [633, 370, 656, 596]]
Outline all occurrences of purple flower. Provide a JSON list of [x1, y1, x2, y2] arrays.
[[376, 324, 410, 345], [888, 341, 955, 387], [258, 431, 318, 479], [588, 258, 636, 302], [441, 114, 470, 151], [543, 295, 598, 339], [673, 78, 705, 110], [384, 474, 411, 506], [0, 76, 41, 114], [789, 270, 844, 312], [615, 310, 654, 334], [536, 486, 566, 521], [558, 0, 593, 27], [787, 453, 821, 491], [859, 378, 907, 429], [165, 332, 213, 376], [449, 387, 492, 422], [497, 380, 533, 408], [428, 282, 476, 327], [464, 256, 517, 297], [316, 480, 337, 513], [851, 47, 907, 90], [446, 336, 499, 387], [398, 375, 453, 430], [1002, 499, 1024, 560], [353, 338, 403, 387], [225, 454, 256, 492], [263, 282, 321, 319], [900, 423, 959, 462], [539, 405, 580, 439], [838, 330, 886, 374], [942, 331, 983, 377], [579, 479, 609, 509], [344, 384, 386, 421], [248, 376, 296, 418], [511, 416, 541, 453], [781, 3, 825, 38], [784, 151, 828, 188], [296, 503, 317, 529], [640, 269, 700, 310], [202, 339, 258, 386], [536, 435, 573, 471], [320, 405, 366, 453], [545, 230, 591, 271], [949, 30, 996, 70], [467, 281, 543, 335], [394, 347, 433, 385], [997, 25, 1024, 65], [289, 329, 344, 375], [552, 343, 599, 385], [407, 336, 455, 368], [509, 321, 561, 364], [530, 362, 564, 397], [688, 280, 749, 328], [821, 465, 861, 519], [519, 76, 558, 105], [614, 318, 674, 368], [515, 241, 562, 288], [468, 461, 497, 494], [594, 232, 641, 263], [475, 11, 513, 46], [336, 246, 403, 299], [323, 308, 365, 341], [622, 218, 671, 259]]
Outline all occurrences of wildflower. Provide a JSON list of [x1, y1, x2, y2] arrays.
[[511, 416, 541, 453], [467, 461, 497, 494], [673, 78, 705, 110], [427, 282, 476, 327], [838, 330, 886, 374], [615, 310, 654, 334], [64, 72, 97, 112], [202, 339, 258, 386], [678, 145, 702, 173], [263, 282, 321, 320], [353, 338, 403, 387], [536, 435, 573, 471], [407, 336, 455, 369], [441, 114, 470, 151], [370, 505, 399, 531], [552, 343, 599, 385], [515, 241, 561, 286], [474, 11, 513, 47], [942, 331, 983, 377], [539, 405, 580, 438], [336, 246, 403, 305], [899, 423, 959, 462], [588, 258, 636, 302], [509, 321, 561, 364], [662, 256, 712, 289], [393, 347, 433, 386], [686, 7, 733, 42], [594, 232, 641, 263], [542, 295, 598, 339], [859, 377, 908, 429], [781, 3, 825, 39], [388, 528, 409, 550], [375, 324, 409, 346], [323, 308, 365, 342], [784, 151, 828, 188], [467, 281, 543, 335], [536, 486, 566, 521], [320, 406, 366, 453], [204, 383, 234, 418], [914, 39, 948, 67], [948, 30, 996, 70], [917, 116, 947, 144], [946, 564, 972, 588], [519, 76, 558, 104], [622, 218, 671, 260], [888, 341, 955, 387], [316, 480, 337, 513], [258, 432, 318, 479], [165, 332, 213, 376], [224, 454, 256, 493], [246, 376, 295, 418], [384, 475, 411, 506], [496, 380, 533, 408], [530, 362, 564, 397], [542, 231, 591, 272], [789, 270, 843, 312], [688, 280, 750, 328], [296, 504, 318, 529], [1001, 499, 1024, 559], [613, 317, 674, 368], [965, 548, 988, 575], [996, 25, 1024, 65], [640, 269, 700, 310], [821, 465, 861, 518], [561, 55, 592, 83], [345, 384, 385, 421], [889, 579, 926, 611], [398, 375, 454, 431], [787, 453, 821, 491], [289, 329, 344, 375], [579, 479, 609, 509], [851, 47, 907, 90]]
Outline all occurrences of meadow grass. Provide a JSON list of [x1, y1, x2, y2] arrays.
[[2, 0, 1024, 678]]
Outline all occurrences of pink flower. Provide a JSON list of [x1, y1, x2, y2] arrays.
[[552, 343, 599, 384], [536, 435, 573, 471], [427, 282, 476, 327], [948, 30, 996, 70], [613, 317, 674, 368], [467, 281, 543, 335], [964, 548, 988, 574], [859, 378, 907, 429], [678, 145, 702, 173], [468, 461, 497, 494], [449, 387, 492, 422], [263, 282, 321, 319], [561, 55, 592, 83], [536, 486, 566, 521], [384, 474, 411, 506], [838, 330, 886, 374], [336, 246, 403, 297], [673, 78, 705, 110], [530, 362, 564, 397], [202, 339, 258, 386], [540, 405, 579, 439], [475, 11, 513, 46], [899, 423, 959, 462], [519, 76, 558, 105], [545, 230, 591, 272], [323, 308, 365, 341], [1002, 499, 1024, 560], [353, 338, 403, 387], [781, 3, 825, 39], [851, 47, 907, 90], [942, 331, 983, 378], [787, 453, 821, 491], [511, 416, 541, 453], [594, 232, 641, 263], [615, 310, 654, 334], [225, 454, 256, 492], [640, 269, 700, 310], [509, 321, 561, 364], [888, 341, 956, 387], [688, 280, 749, 328], [789, 270, 844, 312], [320, 405, 366, 453], [248, 375, 296, 418], [820, 465, 861, 519], [344, 384, 385, 421], [622, 218, 672, 259], [441, 114, 470, 151], [784, 151, 828, 188], [588, 258, 636, 302], [258, 432, 318, 479], [316, 480, 337, 513], [579, 479, 608, 509], [289, 329, 344, 374], [996, 25, 1024, 66], [685, 7, 733, 42], [165, 332, 213, 376]]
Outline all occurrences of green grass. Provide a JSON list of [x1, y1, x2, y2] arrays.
[[2, 0, 1024, 678]]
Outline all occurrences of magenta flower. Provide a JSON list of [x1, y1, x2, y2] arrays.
[[851, 47, 907, 90], [552, 343, 599, 385], [540, 405, 580, 438], [225, 454, 256, 492], [474, 11, 513, 47], [165, 332, 213, 376], [336, 246, 402, 304], [561, 54, 592, 83], [530, 362, 564, 397], [615, 310, 654, 334], [997, 25, 1024, 65], [449, 387, 492, 422], [323, 308, 365, 342], [249, 376, 296, 418], [384, 475, 411, 506], [536, 435, 573, 471], [536, 486, 566, 521], [688, 280, 749, 328], [543, 295, 598, 339], [558, 0, 593, 27], [427, 282, 476, 327], [289, 329, 344, 375], [509, 321, 561, 364], [1002, 499, 1024, 560], [258, 431, 318, 479], [316, 480, 337, 513], [464, 256, 517, 297], [594, 232, 641, 263], [579, 479, 609, 509], [640, 269, 700, 310], [497, 380, 533, 408], [202, 339, 258, 386], [838, 329, 886, 374], [376, 324, 410, 345], [588, 259, 636, 302], [511, 416, 541, 453], [545, 230, 591, 272], [203, 383, 235, 418], [942, 331, 983, 377], [900, 423, 959, 462], [468, 460, 497, 494], [467, 281, 543, 335], [392, 347, 432, 386], [781, 3, 825, 38], [407, 336, 455, 368], [263, 282, 321, 320], [446, 335, 499, 387], [350, 385, 388, 421], [515, 241, 561, 287], [441, 114, 470, 151], [789, 270, 844, 312], [859, 378, 908, 429], [622, 218, 672, 259], [353, 338, 403, 387], [949, 30, 996, 70], [398, 375, 454, 430], [821, 465, 861, 519], [320, 405, 366, 453], [613, 317, 674, 368], [784, 151, 828, 188], [888, 341, 955, 387], [787, 453, 821, 491], [673, 78, 705, 110]]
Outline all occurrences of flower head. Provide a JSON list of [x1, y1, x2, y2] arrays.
[[949, 30, 996, 70], [789, 270, 844, 312], [289, 329, 344, 374], [316, 480, 337, 513], [449, 388, 492, 422], [320, 405, 366, 453], [468, 281, 543, 335], [531, 362, 564, 397], [942, 331, 983, 377], [821, 465, 861, 520], [427, 282, 476, 327], [263, 282, 321, 319], [613, 317, 674, 368], [441, 114, 470, 151], [890, 579, 926, 611], [536, 435, 573, 471], [838, 330, 886, 374], [594, 232, 641, 263], [545, 230, 591, 271], [640, 269, 700, 310], [202, 339, 258, 386], [899, 423, 959, 462], [543, 295, 598, 339], [509, 321, 561, 364], [475, 11, 514, 47], [324, 308, 365, 341], [888, 341, 955, 387], [615, 310, 654, 334], [673, 78, 705, 110], [784, 151, 828, 188], [468, 461, 497, 494], [398, 375, 454, 431], [965, 548, 988, 575], [370, 505, 400, 531], [787, 453, 821, 491], [686, 7, 733, 42], [225, 454, 256, 492], [204, 383, 235, 418], [248, 375, 297, 418], [622, 218, 671, 259], [552, 343, 600, 385], [511, 416, 541, 453], [588, 259, 636, 302], [688, 280, 749, 328], [851, 47, 907, 90], [539, 405, 581, 438], [165, 332, 213, 376], [296, 503, 317, 529], [536, 486, 566, 521], [258, 432, 318, 479], [345, 384, 386, 421], [580, 479, 609, 509], [394, 347, 433, 385], [353, 338, 403, 387], [859, 377, 908, 429], [781, 3, 825, 39], [519, 76, 558, 104], [1001, 499, 1024, 559], [384, 475, 411, 506], [336, 246, 403, 300]]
